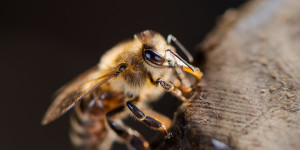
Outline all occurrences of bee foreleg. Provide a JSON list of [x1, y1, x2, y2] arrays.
[[155, 78, 187, 101], [155, 78, 174, 91], [174, 68, 193, 94], [126, 101, 172, 139], [106, 106, 149, 150]]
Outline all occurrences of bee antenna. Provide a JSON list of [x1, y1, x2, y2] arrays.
[[167, 34, 194, 63]]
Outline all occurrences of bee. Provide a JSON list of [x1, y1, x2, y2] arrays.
[[41, 30, 202, 150]]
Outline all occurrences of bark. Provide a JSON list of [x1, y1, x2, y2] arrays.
[[156, 0, 300, 149]]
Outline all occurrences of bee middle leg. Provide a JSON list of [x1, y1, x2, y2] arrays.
[[106, 106, 149, 150], [126, 101, 172, 138], [143, 108, 172, 130]]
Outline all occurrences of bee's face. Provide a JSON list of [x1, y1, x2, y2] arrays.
[[135, 30, 174, 68], [134, 30, 196, 75]]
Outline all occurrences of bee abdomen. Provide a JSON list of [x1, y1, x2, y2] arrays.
[[70, 100, 107, 150]]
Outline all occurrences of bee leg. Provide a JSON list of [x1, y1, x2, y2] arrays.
[[174, 68, 193, 93], [106, 106, 149, 150], [143, 108, 172, 129], [155, 78, 187, 101], [126, 101, 172, 139]]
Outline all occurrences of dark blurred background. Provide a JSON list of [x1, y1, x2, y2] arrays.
[[0, 0, 246, 150]]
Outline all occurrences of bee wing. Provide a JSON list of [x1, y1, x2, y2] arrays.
[[41, 66, 116, 125]]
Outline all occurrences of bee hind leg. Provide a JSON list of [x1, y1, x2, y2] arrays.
[[106, 106, 149, 150]]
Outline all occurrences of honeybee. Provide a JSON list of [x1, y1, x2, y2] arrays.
[[41, 30, 202, 150]]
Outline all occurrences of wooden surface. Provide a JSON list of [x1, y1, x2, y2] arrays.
[[158, 0, 300, 149]]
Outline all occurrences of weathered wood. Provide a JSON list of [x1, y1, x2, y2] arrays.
[[158, 0, 300, 149]]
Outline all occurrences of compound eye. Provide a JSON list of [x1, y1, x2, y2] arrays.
[[144, 50, 165, 65]]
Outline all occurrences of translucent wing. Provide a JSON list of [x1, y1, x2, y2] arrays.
[[41, 66, 117, 125]]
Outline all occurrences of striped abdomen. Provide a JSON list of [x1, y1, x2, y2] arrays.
[[69, 91, 124, 150], [69, 98, 107, 150]]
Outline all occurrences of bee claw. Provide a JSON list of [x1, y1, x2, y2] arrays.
[[165, 131, 174, 139]]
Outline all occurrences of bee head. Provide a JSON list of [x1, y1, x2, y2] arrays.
[[135, 30, 202, 79], [135, 30, 173, 67]]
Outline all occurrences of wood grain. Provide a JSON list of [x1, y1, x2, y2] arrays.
[[157, 0, 300, 149]]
